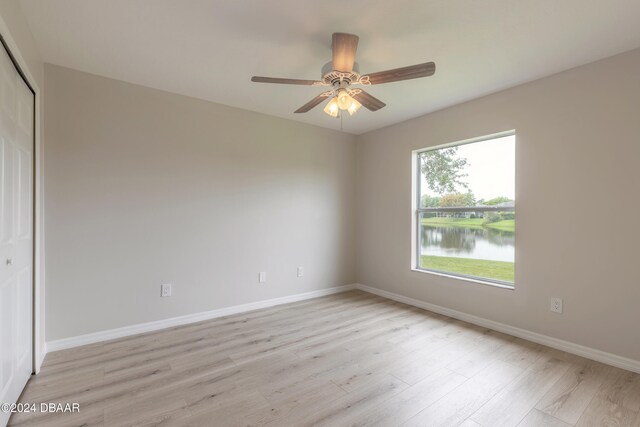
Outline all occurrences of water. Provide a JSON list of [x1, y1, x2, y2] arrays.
[[420, 225, 514, 262]]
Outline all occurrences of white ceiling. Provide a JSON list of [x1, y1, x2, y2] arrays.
[[19, 0, 640, 134]]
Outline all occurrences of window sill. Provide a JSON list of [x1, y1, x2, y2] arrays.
[[411, 267, 515, 290]]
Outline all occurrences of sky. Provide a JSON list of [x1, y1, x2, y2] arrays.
[[422, 134, 515, 201]]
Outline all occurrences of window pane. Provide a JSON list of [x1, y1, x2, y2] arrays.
[[416, 134, 515, 284]]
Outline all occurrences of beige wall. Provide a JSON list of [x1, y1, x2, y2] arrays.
[[0, 0, 42, 88], [355, 49, 640, 361], [44, 64, 356, 340]]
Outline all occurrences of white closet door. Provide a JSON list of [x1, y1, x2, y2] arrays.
[[0, 40, 33, 427]]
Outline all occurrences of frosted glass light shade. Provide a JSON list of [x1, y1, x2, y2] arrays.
[[323, 97, 339, 117]]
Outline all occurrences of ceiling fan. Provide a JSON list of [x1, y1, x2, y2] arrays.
[[251, 33, 436, 117]]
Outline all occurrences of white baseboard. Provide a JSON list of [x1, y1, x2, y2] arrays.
[[46, 284, 356, 352], [355, 283, 640, 374]]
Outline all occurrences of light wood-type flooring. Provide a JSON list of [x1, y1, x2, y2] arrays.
[[9, 290, 640, 426]]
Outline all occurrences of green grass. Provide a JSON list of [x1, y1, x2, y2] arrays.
[[484, 219, 515, 232], [420, 255, 514, 283], [421, 217, 515, 233]]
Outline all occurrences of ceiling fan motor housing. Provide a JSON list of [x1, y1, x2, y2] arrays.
[[321, 61, 365, 86]]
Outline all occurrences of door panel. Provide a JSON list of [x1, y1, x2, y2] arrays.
[[0, 38, 34, 427], [17, 149, 31, 239], [0, 276, 15, 391], [0, 138, 13, 245], [16, 268, 31, 365]]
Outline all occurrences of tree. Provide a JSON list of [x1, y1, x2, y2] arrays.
[[419, 147, 469, 195], [484, 196, 513, 206], [420, 194, 441, 208], [439, 192, 476, 207]]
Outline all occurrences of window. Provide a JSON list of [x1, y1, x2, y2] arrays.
[[414, 132, 515, 286]]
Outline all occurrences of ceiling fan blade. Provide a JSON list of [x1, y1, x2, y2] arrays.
[[366, 62, 435, 85], [351, 90, 386, 111], [251, 76, 320, 85], [294, 94, 328, 113], [332, 33, 359, 72]]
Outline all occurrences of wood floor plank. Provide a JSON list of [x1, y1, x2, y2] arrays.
[[293, 374, 408, 426], [165, 395, 268, 427], [402, 360, 524, 427], [226, 300, 406, 364], [518, 409, 572, 427], [446, 331, 515, 377], [103, 391, 191, 426], [240, 380, 347, 426], [596, 369, 640, 412], [388, 326, 496, 386], [404, 390, 490, 427], [19, 368, 105, 402], [353, 368, 467, 426], [470, 356, 571, 427], [575, 397, 639, 427], [493, 338, 547, 370], [535, 360, 612, 424], [292, 305, 433, 359]]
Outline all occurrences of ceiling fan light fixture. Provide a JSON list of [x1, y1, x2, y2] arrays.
[[323, 97, 339, 117], [336, 88, 352, 110], [347, 98, 362, 116]]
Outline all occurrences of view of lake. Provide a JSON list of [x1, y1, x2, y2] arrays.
[[420, 225, 515, 262], [416, 134, 516, 282]]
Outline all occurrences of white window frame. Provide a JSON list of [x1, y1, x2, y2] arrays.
[[411, 130, 516, 289]]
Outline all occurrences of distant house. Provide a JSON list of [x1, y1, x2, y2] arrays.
[[492, 201, 515, 208], [430, 200, 514, 219]]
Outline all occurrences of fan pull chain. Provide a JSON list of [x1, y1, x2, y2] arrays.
[[340, 113, 343, 131]]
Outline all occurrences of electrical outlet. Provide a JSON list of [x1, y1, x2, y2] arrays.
[[550, 297, 563, 313], [297, 266, 304, 277], [259, 272, 267, 283], [161, 283, 172, 297]]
